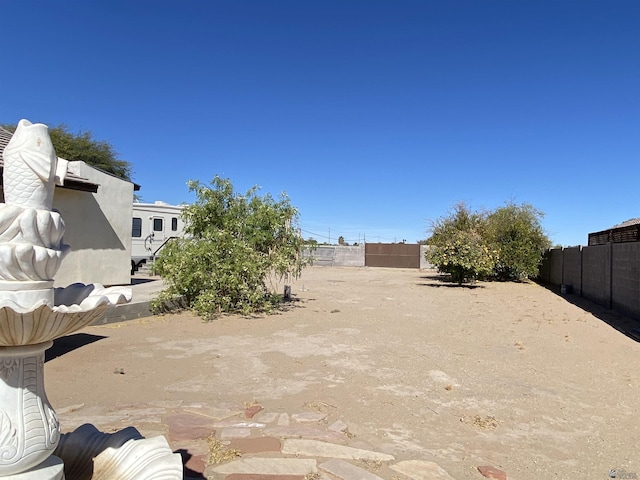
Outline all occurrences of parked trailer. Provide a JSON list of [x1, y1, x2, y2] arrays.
[[131, 201, 186, 272]]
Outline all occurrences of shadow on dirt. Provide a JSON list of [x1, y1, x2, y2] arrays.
[[277, 295, 308, 313], [417, 274, 485, 289], [229, 295, 308, 320], [538, 282, 640, 344], [175, 449, 206, 479], [46, 333, 107, 362]]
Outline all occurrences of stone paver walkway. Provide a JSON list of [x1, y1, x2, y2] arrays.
[[57, 401, 507, 480]]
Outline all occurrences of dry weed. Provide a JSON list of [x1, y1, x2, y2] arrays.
[[460, 414, 499, 430], [358, 459, 383, 470], [472, 415, 499, 430], [206, 436, 241, 465]]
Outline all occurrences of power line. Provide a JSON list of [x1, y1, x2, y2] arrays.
[[300, 227, 401, 244]]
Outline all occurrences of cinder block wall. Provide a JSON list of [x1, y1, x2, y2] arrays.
[[612, 243, 640, 319], [581, 244, 611, 308], [303, 245, 365, 267], [562, 247, 582, 294], [549, 248, 564, 286], [538, 251, 552, 283], [541, 242, 640, 321], [420, 245, 433, 269], [304, 244, 434, 269], [333, 245, 365, 267], [302, 246, 335, 266]]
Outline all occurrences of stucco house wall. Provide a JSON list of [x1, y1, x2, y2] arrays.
[[53, 161, 134, 287]]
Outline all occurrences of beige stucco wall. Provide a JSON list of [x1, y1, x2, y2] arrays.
[[53, 161, 134, 287]]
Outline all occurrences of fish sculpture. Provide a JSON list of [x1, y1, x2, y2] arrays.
[[0, 119, 69, 286], [2, 119, 67, 211]]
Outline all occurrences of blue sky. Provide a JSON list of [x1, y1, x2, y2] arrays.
[[2, 1, 638, 246]]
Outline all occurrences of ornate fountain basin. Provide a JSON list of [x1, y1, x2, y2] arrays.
[[0, 284, 129, 346]]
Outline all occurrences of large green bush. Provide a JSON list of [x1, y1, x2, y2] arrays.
[[425, 203, 495, 283], [426, 229, 496, 284], [152, 176, 308, 319], [485, 203, 551, 280], [425, 202, 550, 283]]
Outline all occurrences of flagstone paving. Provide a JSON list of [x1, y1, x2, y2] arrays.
[[57, 400, 494, 480]]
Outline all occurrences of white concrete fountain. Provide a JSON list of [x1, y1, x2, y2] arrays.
[[0, 120, 183, 479]]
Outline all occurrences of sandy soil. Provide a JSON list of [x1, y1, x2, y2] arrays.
[[45, 266, 640, 479]]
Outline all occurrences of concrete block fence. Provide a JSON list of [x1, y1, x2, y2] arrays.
[[301, 244, 433, 269], [539, 243, 640, 321]]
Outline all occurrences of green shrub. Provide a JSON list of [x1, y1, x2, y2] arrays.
[[485, 203, 551, 281], [425, 206, 496, 284], [153, 176, 308, 319], [425, 202, 550, 283]]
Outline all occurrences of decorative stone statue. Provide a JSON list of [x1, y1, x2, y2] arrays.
[[0, 120, 182, 479], [2, 119, 67, 210]]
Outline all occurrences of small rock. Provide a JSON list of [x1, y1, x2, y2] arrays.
[[319, 459, 384, 480], [245, 404, 263, 419], [277, 413, 290, 426], [255, 412, 279, 423], [220, 428, 252, 439], [390, 460, 455, 480], [327, 420, 349, 433], [229, 436, 282, 454], [283, 439, 394, 462], [164, 413, 216, 442], [265, 426, 343, 442], [477, 465, 507, 480], [292, 412, 326, 423], [209, 457, 316, 475], [212, 420, 266, 428]]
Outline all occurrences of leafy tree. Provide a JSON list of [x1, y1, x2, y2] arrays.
[[427, 202, 487, 246], [427, 230, 496, 284], [425, 203, 496, 283], [152, 176, 309, 319], [485, 202, 551, 280], [1, 123, 132, 181], [425, 202, 551, 283]]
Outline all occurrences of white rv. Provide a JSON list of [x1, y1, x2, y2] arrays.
[[131, 201, 186, 272]]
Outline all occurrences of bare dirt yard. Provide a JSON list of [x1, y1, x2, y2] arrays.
[[45, 266, 640, 479]]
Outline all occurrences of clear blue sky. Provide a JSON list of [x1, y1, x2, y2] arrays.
[[2, 1, 638, 246]]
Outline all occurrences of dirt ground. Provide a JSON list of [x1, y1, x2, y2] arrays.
[[45, 266, 640, 479]]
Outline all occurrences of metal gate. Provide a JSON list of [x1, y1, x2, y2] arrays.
[[364, 243, 421, 268]]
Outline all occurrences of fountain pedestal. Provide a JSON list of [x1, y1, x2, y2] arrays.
[[0, 343, 64, 479], [0, 342, 60, 477]]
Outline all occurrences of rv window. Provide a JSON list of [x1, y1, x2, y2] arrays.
[[132, 218, 142, 237], [171, 217, 178, 231], [153, 218, 163, 232]]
